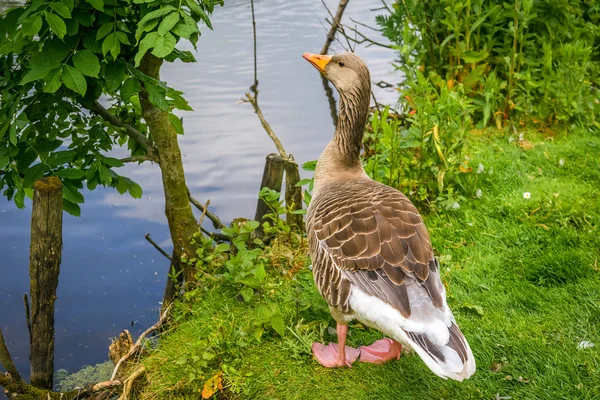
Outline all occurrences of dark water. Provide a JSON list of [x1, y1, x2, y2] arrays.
[[0, 0, 399, 381]]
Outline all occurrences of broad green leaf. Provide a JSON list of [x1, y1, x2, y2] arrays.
[[49, 3, 71, 18], [62, 65, 87, 95], [145, 83, 169, 111], [172, 49, 196, 63], [461, 50, 489, 64], [270, 314, 285, 337], [168, 113, 184, 134], [44, 12, 67, 39], [171, 14, 198, 39], [61, 0, 74, 12], [185, 0, 212, 30], [151, 33, 176, 58], [158, 12, 180, 36], [102, 32, 120, 58], [98, 163, 112, 184], [43, 68, 63, 93], [134, 31, 160, 66], [62, 182, 84, 203], [104, 62, 126, 92], [134, 19, 158, 43], [85, 0, 104, 11], [124, 177, 142, 198], [21, 65, 56, 85], [21, 15, 43, 36], [115, 176, 128, 194], [14, 190, 25, 208], [65, 18, 79, 35], [83, 31, 103, 53], [9, 124, 17, 145], [96, 22, 113, 40], [23, 163, 45, 188], [120, 77, 141, 101], [117, 21, 131, 33], [116, 31, 130, 45], [239, 287, 253, 302], [62, 199, 81, 216], [55, 168, 85, 179], [73, 50, 100, 77], [47, 150, 77, 167], [102, 157, 124, 167], [0, 156, 10, 170], [139, 6, 176, 26]]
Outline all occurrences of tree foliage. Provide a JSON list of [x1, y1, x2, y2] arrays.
[[0, 0, 222, 215]]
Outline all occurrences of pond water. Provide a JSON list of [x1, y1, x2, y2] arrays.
[[0, 0, 399, 383]]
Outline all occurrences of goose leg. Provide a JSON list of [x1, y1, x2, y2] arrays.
[[312, 323, 360, 367], [359, 338, 402, 364]]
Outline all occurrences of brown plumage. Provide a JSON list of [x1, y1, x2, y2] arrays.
[[302, 51, 475, 380]]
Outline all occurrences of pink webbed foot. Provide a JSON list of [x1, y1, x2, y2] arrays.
[[359, 338, 402, 364], [312, 342, 360, 368]]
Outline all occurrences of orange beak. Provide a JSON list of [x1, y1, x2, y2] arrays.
[[303, 52, 332, 73]]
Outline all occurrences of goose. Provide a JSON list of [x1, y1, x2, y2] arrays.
[[302, 52, 476, 381]]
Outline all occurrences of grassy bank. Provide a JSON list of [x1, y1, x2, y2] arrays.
[[138, 128, 600, 399]]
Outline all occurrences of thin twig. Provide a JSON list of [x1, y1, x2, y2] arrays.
[[0, 328, 22, 383], [188, 190, 225, 229], [349, 17, 380, 31], [340, 25, 393, 49], [198, 199, 210, 227], [90, 101, 158, 160], [117, 365, 146, 400], [111, 304, 172, 381], [23, 293, 31, 346], [144, 234, 172, 261], [243, 92, 288, 158], [250, 0, 258, 94], [371, 90, 382, 115], [320, 0, 352, 54], [119, 155, 156, 163]]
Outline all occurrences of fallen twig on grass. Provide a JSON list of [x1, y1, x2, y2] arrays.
[[118, 365, 146, 400], [111, 304, 172, 380]]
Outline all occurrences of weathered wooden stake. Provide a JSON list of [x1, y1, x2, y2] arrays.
[[284, 158, 304, 233], [28, 176, 63, 389], [254, 153, 285, 236]]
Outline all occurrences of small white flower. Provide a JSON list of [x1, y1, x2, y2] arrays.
[[577, 341, 595, 350], [452, 202, 460, 209], [477, 164, 484, 174], [508, 136, 514, 143], [519, 133, 524, 141], [559, 159, 565, 167], [475, 188, 482, 198], [523, 192, 531, 199]]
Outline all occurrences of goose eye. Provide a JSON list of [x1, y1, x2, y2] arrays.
[[338, 61, 345, 67]]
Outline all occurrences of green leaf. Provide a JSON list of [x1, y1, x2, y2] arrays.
[[44, 12, 67, 39], [62, 65, 87, 95], [171, 15, 198, 39], [63, 199, 81, 216], [62, 182, 84, 203], [105, 62, 126, 92], [134, 31, 160, 66], [151, 33, 176, 58], [117, 21, 131, 33], [461, 50, 489, 64], [168, 113, 184, 134], [21, 65, 55, 85], [102, 32, 120, 59], [14, 190, 25, 208], [23, 163, 45, 188], [120, 77, 141, 101], [239, 287, 253, 302], [47, 150, 77, 166], [73, 50, 100, 78], [116, 31, 130, 45], [134, 19, 158, 43], [115, 176, 128, 194], [0, 156, 10, 170], [85, 0, 104, 11], [172, 49, 196, 63], [83, 31, 103, 53], [49, 3, 71, 18], [185, 0, 212, 30], [9, 123, 17, 145], [55, 168, 85, 179], [270, 314, 285, 337], [158, 12, 180, 36], [22, 15, 43, 36], [43, 68, 63, 93], [61, 0, 74, 12], [145, 83, 169, 111], [102, 157, 124, 167], [65, 18, 79, 35], [139, 6, 177, 25], [96, 22, 113, 40], [98, 164, 112, 184], [126, 178, 142, 198]]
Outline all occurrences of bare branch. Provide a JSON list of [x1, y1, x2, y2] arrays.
[[111, 304, 172, 381], [197, 199, 210, 227], [250, 0, 258, 95], [200, 226, 230, 242], [90, 101, 159, 160], [340, 24, 393, 49], [0, 328, 22, 383], [349, 17, 380, 31], [243, 92, 288, 158], [144, 233, 172, 261], [117, 365, 146, 400], [320, 0, 352, 54], [120, 155, 156, 163], [188, 190, 225, 229]]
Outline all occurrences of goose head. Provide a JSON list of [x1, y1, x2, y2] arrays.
[[302, 52, 371, 95]]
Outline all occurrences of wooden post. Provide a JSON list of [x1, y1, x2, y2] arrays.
[[284, 158, 304, 233], [254, 153, 285, 236], [28, 176, 63, 389]]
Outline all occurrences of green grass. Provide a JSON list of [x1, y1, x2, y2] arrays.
[[139, 128, 600, 399]]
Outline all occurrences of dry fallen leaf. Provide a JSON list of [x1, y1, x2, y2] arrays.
[[202, 371, 223, 399], [491, 362, 503, 373]]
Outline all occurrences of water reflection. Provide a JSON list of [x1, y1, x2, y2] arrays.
[[0, 0, 399, 382]]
